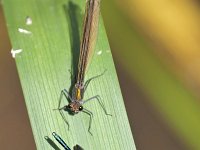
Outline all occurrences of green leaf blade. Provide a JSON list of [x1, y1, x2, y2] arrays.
[[2, 0, 136, 149]]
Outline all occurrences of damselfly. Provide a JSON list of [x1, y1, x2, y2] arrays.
[[56, 0, 111, 135]]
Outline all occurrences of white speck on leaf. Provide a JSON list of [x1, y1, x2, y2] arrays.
[[97, 50, 102, 55], [18, 28, 32, 34], [11, 48, 23, 58], [26, 16, 32, 25]]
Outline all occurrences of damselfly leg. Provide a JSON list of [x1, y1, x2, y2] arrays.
[[84, 95, 112, 116], [82, 108, 93, 135], [54, 89, 72, 129], [84, 69, 107, 91]]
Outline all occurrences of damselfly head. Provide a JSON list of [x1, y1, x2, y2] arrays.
[[67, 102, 83, 114]]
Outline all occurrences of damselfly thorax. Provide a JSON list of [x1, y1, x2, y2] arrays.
[[67, 84, 84, 114]]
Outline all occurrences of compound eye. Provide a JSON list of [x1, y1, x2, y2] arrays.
[[79, 106, 83, 111], [68, 104, 72, 109]]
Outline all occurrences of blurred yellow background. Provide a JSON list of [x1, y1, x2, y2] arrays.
[[1, 0, 200, 149], [115, 0, 200, 92], [102, 0, 200, 149]]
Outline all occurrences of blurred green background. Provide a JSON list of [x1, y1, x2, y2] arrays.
[[1, 0, 200, 149]]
